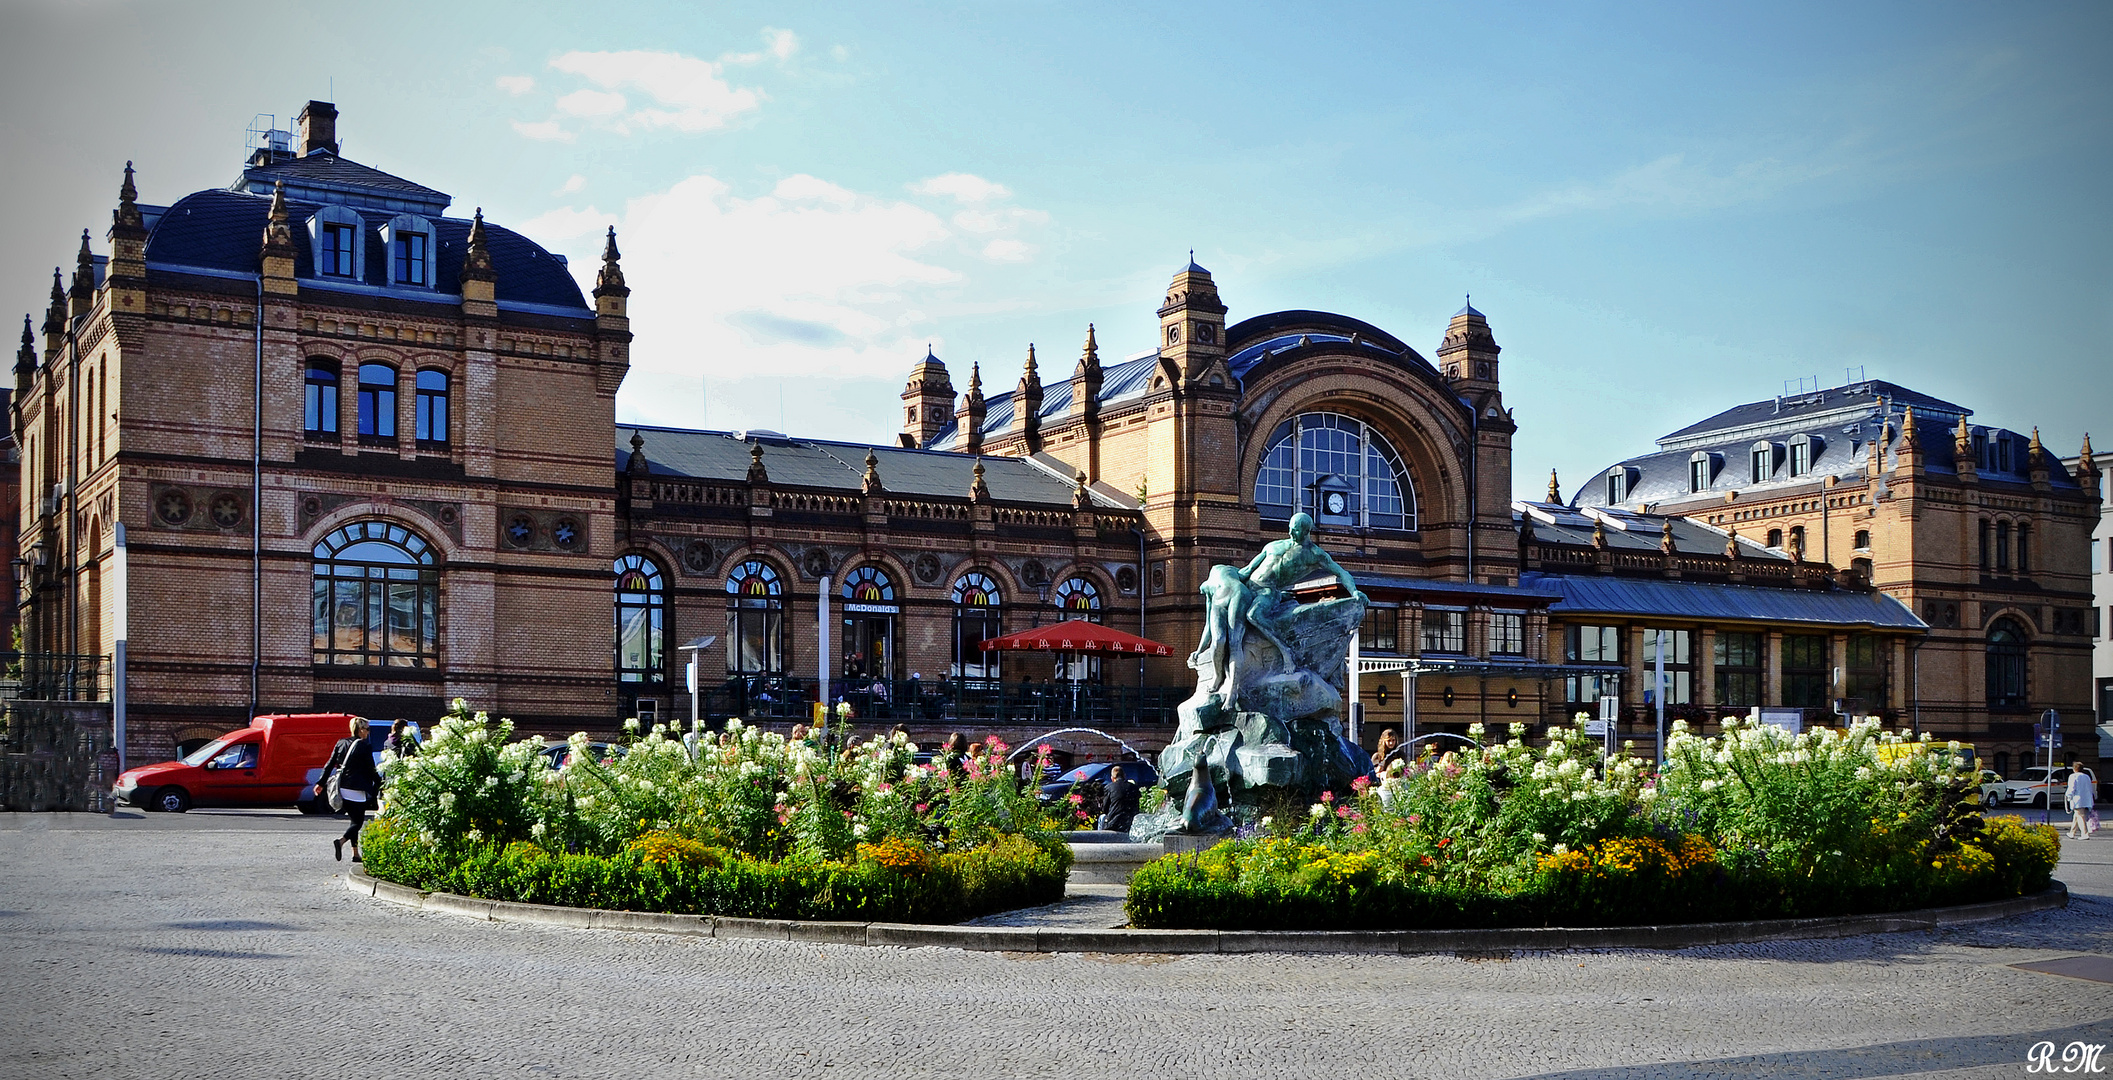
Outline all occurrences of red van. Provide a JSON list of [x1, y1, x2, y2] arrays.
[[114, 713, 358, 813]]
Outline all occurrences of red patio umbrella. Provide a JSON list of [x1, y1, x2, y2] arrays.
[[978, 619, 1176, 657]]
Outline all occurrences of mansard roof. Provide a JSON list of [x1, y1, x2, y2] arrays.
[[235, 151, 451, 216], [143, 188, 588, 316]]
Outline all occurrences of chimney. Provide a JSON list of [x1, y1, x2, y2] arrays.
[[297, 100, 338, 156]]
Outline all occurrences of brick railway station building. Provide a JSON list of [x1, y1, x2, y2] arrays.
[[12, 101, 2101, 771]]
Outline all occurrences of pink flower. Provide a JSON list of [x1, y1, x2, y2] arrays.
[[876, 784, 893, 795], [915, 803, 929, 813], [1068, 793, 1084, 805], [1320, 790, 1334, 803], [1350, 824, 1367, 834], [1350, 776, 1371, 794], [1406, 813, 1422, 825]]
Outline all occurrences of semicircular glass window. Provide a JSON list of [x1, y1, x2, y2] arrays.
[[312, 520, 438, 667], [1253, 412, 1415, 531]]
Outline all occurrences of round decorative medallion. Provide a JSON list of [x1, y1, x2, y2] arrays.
[[913, 553, 942, 584], [1115, 566, 1139, 595], [505, 514, 534, 548], [552, 518, 582, 550], [438, 505, 459, 527], [302, 496, 322, 519], [683, 540, 714, 573], [803, 548, 831, 578], [156, 489, 192, 526], [208, 493, 243, 529]]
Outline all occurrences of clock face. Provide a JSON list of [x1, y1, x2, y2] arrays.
[[1196, 323, 1215, 344], [1165, 324, 1180, 345], [1323, 491, 1347, 516]]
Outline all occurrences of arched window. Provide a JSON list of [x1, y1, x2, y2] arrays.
[[840, 566, 899, 680], [1789, 435, 1816, 477], [1853, 529, 1871, 550], [414, 369, 449, 446], [358, 363, 397, 439], [615, 554, 665, 684], [304, 361, 338, 437], [1995, 521, 2012, 572], [1986, 617, 2027, 708], [2017, 523, 2031, 575], [1750, 442, 1774, 484], [1053, 576, 1102, 621], [312, 520, 439, 667], [726, 559, 784, 676], [1766, 528, 1783, 548], [952, 571, 1004, 680], [1606, 468, 1628, 505], [1253, 412, 1415, 531]]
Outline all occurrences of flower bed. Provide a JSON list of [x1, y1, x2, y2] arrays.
[[363, 704, 1070, 923], [1126, 719, 2061, 931]]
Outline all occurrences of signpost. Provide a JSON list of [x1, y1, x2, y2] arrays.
[[2038, 709, 2062, 827], [677, 635, 718, 733]]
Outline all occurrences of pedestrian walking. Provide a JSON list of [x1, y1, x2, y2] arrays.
[[316, 716, 382, 862], [383, 718, 418, 759], [2069, 767, 2098, 839]]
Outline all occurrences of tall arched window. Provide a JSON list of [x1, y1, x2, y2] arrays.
[[414, 369, 449, 446], [615, 554, 665, 684], [312, 520, 439, 667], [1253, 412, 1415, 531], [725, 559, 784, 676], [840, 566, 899, 680], [1986, 617, 2028, 708], [952, 572, 1004, 680], [1053, 576, 1102, 621], [358, 363, 397, 440], [304, 361, 339, 438], [1995, 521, 2012, 571]]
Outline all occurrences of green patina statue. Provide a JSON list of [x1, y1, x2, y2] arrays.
[[1159, 513, 1373, 835]]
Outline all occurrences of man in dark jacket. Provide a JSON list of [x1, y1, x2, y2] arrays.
[[1100, 767, 1142, 833]]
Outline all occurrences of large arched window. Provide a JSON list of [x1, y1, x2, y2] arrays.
[[615, 554, 665, 684], [726, 559, 784, 676], [1986, 617, 2028, 708], [313, 521, 439, 667], [1253, 413, 1415, 531], [952, 572, 1004, 680], [840, 566, 899, 680], [358, 363, 397, 439], [1053, 576, 1102, 621]]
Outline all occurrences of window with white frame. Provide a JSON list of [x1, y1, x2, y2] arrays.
[[306, 205, 365, 280], [1688, 453, 1711, 493], [1606, 468, 1629, 504], [1491, 612, 1525, 656], [1789, 436, 1813, 477], [1252, 412, 1416, 531], [1750, 442, 1773, 484], [1422, 608, 1465, 654]]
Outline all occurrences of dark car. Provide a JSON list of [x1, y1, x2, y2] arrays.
[[541, 741, 618, 770], [1039, 760, 1158, 803]]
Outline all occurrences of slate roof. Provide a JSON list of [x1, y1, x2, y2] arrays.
[[1513, 501, 1788, 560], [1519, 571, 1927, 631], [236, 153, 451, 214], [1573, 379, 2078, 510], [923, 350, 1161, 449], [144, 189, 588, 315], [619, 424, 1130, 508]]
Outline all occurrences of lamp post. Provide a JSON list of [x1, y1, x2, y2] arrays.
[[677, 635, 718, 734]]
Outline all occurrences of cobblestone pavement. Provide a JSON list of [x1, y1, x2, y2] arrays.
[[4, 808, 2113, 1079]]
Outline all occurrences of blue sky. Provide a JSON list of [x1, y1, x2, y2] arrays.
[[3, 1, 2107, 500]]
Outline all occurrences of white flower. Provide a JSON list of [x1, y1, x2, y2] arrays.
[[1553, 843, 1569, 855], [1532, 832, 1547, 845], [1260, 816, 1274, 828], [530, 822, 547, 839], [623, 718, 641, 733], [852, 823, 868, 838], [1309, 803, 1328, 819]]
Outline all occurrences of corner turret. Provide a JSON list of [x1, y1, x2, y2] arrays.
[[900, 345, 955, 448]]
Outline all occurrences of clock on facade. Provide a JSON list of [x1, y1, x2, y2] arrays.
[[1323, 491, 1348, 516], [1196, 323, 1215, 344]]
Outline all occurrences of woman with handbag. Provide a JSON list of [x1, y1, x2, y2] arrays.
[[315, 717, 382, 862]]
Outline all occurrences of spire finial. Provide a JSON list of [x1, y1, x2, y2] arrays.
[[594, 225, 628, 299], [461, 208, 496, 286], [114, 161, 143, 231], [1024, 343, 1037, 376], [1547, 468, 1562, 503], [71, 229, 95, 296], [969, 457, 989, 500], [15, 314, 34, 375], [862, 448, 884, 495]]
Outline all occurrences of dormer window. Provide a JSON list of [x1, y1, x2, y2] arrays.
[[1788, 435, 1815, 477], [1750, 441, 1775, 484], [1606, 467, 1628, 504], [305, 205, 366, 280], [1688, 452, 1714, 494], [381, 214, 436, 288]]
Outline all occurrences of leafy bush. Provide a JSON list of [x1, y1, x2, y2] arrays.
[[366, 710, 1070, 923], [1126, 718, 2063, 930]]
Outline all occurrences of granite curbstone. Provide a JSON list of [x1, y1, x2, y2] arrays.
[[348, 876, 2071, 954], [866, 924, 1040, 951]]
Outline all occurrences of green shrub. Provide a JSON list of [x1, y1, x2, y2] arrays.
[[362, 815, 1069, 923], [1124, 719, 2063, 930]]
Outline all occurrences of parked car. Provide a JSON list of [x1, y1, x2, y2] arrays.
[[115, 713, 360, 813], [1976, 770, 2006, 811], [1039, 760, 1158, 804], [1987, 766, 2074, 810], [541, 741, 617, 770]]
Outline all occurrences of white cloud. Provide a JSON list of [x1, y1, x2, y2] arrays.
[[830, 44, 850, 62], [952, 206, 1049, 235], [556, 89, 628, 117], [723, 28, 800, 65], [511, 119, 574, 142], [981, 239, 1035, 262], [550, 49, 764, 134], [496, 74, 535, 95], [538, 169, 1050, 419], [557, 174, 587, 195], [911, 173, 1011, 204], [1501, 153, 1842, 225]]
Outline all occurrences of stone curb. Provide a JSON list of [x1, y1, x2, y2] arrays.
[[343, 873, 2067, 955]]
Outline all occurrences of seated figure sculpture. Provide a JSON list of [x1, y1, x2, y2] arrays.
[[1160, 513, 1373, 834]]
